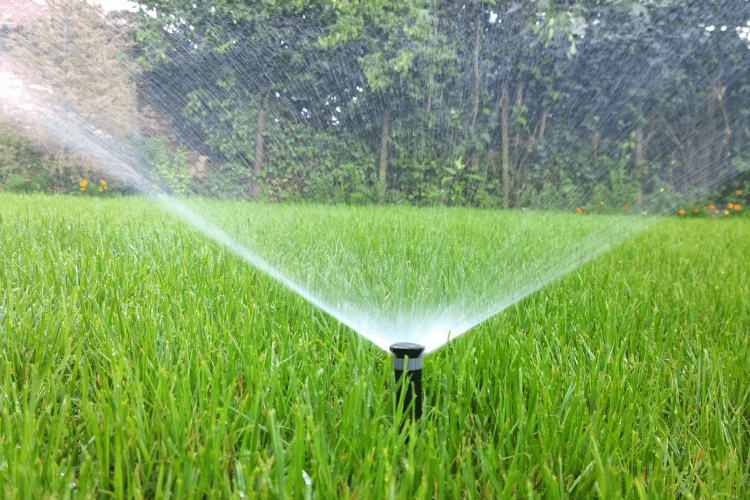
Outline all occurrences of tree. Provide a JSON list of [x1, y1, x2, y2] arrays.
[[5, 0, 137, 136], [128, 0, 750, 208]]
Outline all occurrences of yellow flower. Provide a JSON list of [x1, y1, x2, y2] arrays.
[[80, 180, 88, 188], [735, 204, 741, 211], [99, 187, 103, 192], [728, 203, 734, 209], [709, 204, 716, 210], [723, 209, 729, 215], [100, 180, 107, 186], [576, 207, 582, 213], [599, 201, 604, 206], [25, 178, 30, 183], [81, 187, 86, 191], [679, 209, 685, 215]]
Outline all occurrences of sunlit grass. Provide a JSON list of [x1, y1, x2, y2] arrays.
[[1, 193, 749, 498]]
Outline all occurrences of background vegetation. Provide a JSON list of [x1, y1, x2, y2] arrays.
[[1, 0, 749, 210]]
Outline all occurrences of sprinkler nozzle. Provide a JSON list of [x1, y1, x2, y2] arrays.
[[389, 342, 425, 420]]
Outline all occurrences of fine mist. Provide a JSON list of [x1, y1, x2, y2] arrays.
[[1, 0, 748, 353]]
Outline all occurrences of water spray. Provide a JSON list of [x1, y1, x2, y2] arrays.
[[389, 342, 426, 420]]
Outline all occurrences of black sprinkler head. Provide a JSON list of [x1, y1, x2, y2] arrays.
[[389, 342, 426, 420]]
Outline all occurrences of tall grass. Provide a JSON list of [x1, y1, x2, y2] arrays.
[[1, 193, 748, 499]]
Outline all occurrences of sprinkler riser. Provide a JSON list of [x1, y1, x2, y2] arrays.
[[389, 342, 426, 420], [393, 366, 423, 419]]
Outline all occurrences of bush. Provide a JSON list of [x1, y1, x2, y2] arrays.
[[0, 122, 116, 194], [134, 136, 190, 195]]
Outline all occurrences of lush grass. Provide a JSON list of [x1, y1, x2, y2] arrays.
[[162, 197, 652, 351], [1, 193, 749, 499]]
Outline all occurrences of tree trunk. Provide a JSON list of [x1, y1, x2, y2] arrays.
[[500, 84, 510, 208], [426, 72, 433, 120], [635, 122, 644, 211], [426, 0, 438, 121], [471, 18, 481, 128], [513, 84, 523, 149], [591, 130, 600, 171], [251, 96, 268, 199], [537, 107, 548, 144], [379, 105, 390, 198]]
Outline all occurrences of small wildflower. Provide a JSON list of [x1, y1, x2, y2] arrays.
[[100, 180, 107, 186], [679, 209, 685, 215], [702, 206, 707, 210], [588, 212, 593, 215], [47, 187, 51, 192], [694, 209, 699, 213], [623, 206, 628, 210], [728, 203, 734, 209], [709, 204, 716, 210], [26, 178, 30, 183], [723, 209, 729, 215], [734, 204, 741, 211], [576, 207, 582, 213], [104, 185, 107, 190], [738, 190, 743, 195], [81, 187, 85, 191], [547, 202, 551, 205], [599, 201, 604, 206], [99, 187, 103, 192], [80, 180, 88, 188]]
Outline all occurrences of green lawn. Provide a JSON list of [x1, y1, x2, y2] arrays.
[[1, 194, 749, 499]]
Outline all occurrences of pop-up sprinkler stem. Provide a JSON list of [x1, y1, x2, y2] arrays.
[[389, 342, 426, 420]]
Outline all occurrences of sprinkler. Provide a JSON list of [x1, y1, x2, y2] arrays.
[[389, 342, 425, 420]]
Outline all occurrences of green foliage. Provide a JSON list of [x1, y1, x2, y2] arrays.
[[136, 136, 190, 195], [190, 161, 250, 200], [0, 123, 115, 194], [126, 0, 750, 214], [4, 174, 49, 193]]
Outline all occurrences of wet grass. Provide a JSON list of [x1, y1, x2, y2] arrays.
[[1, 193, 749, 499]]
